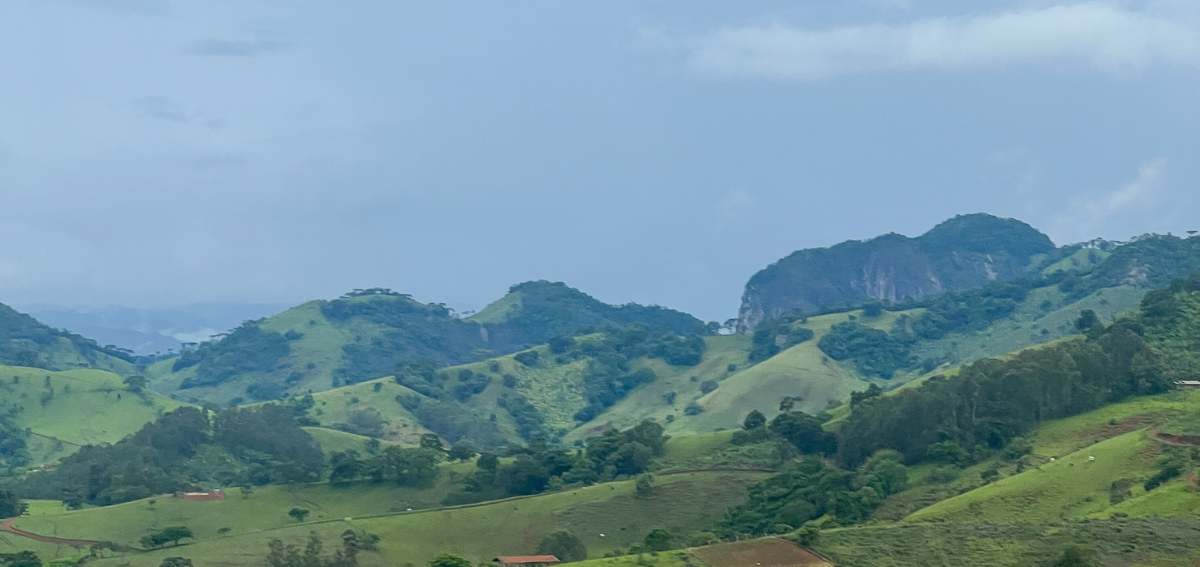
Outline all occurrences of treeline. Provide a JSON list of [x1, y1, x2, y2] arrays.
[[0, 302, 135, 368], [749, 315, 814, 362], [0, 407, 27, 470], [546, 327, 705, 423], [813, 279, 1037, 378], [449, 420, 668, 503], [487, 280, 707, 346], [836, 276, 1192, 466], [173, 322, 293, 390], [14, 405, 323, 505]]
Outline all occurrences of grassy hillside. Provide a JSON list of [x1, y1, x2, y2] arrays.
[[150, 283, 705, 407], [19, 470, 767, 566], [0, 365, 182, 466], [806, 389, 1200, 566], [0, 302, 134, 375]]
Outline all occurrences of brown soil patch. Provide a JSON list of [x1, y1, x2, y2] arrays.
[[692, 538, 832, 567]]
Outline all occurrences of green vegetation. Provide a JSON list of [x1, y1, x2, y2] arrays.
[[16, 405, 323, 506], [0, 302, 135, 373], [739, 214, 1055, 330], [152, 283, 708, 407]]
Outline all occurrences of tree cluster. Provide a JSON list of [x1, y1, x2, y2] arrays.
[[15, 405, 323, 505]]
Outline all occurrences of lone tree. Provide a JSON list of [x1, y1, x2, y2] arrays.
[[635, 474, 656, 499], [537, 530, 587, 562], [288, 507, 311, 523], [140, 526, 194, 549], [644, 528, 675, 552], [1075, 309, 1101, 332], [428, 554, 472, 567], [1052, 545, 1098, 567], [743, 410, 767, 430]]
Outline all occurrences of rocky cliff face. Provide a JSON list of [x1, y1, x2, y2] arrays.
[[737, 214, 1055, 331]]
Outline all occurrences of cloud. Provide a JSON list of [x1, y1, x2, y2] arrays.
[[678, 2, 1200, 81], [1052, 157, 1168, 242], [183, 38, 287, 57], [128, 96, 193, 123]]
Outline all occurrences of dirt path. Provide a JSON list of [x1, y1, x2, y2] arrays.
[[1151, 430, 1200, 447], [0, 518, 100, 548]]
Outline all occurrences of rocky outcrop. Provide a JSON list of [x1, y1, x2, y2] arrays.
[[737, 214, 1055, 331]]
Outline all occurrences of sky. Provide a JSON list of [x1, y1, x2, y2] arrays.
[[1, 0, 1198, 322]]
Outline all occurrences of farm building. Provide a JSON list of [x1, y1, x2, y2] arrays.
[[492, 555, 561, 567], [1176, 380, 1200, 389], [174, 489, 225, 502]]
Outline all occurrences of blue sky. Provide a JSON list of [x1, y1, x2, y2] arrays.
[[1, 1, 1197, 320]]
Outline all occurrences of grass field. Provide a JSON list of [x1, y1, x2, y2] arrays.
[[43, 470, 769, 566], [13, 460, 480, 545], [303, 377, 435, 445], [814, 518, 1200, 567], [0, 365, 183, 465]]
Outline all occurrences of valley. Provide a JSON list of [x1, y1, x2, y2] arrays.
[[2, 215, 1200, 567]]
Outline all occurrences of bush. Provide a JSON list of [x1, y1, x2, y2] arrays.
[[537, 530, 588, 562], [513, 350, 541, 367]]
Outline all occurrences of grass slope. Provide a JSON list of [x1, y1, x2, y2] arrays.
[[0, 365, 183, 465], [30, 470, 767, 566]]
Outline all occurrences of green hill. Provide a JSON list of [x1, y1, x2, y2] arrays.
[[149, 284, 705, 406], [0, 365, 182, 469], [0, 302, 134, 374], [16, 469, 768, 566]]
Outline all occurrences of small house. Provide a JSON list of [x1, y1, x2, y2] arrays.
[[1176, 380, 1200, 389], [492, 555, 561, 567]]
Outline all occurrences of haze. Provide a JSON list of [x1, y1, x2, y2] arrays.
[[2, 0, 1198, 321]]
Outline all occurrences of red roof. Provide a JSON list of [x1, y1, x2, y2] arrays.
[[494, 556, 560, 565]]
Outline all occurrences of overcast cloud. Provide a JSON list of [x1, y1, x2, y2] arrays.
[[681, 3, 1200, 81], [1, 1, 1197, 321]]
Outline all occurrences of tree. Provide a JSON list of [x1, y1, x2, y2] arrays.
[[477, 452, 499, 471], [1052, 545, 1098, 567], [159, 558, 193, 567], [769, 412, 837, 455], [743, 410, 767, 431], [419, 434, 444, 452], [140, 526, 193, 548], [447, 444, 476, 462], [0, 551, 42, 567], [635, 474, 655, 498], [123, 375, 149, 393], [537, 530, 588, 562], [643, 528, 675, 552], [0, 490, 27, 518], [428, 554, 472, 567], [1075, 309, 1101, 332], [289, 507, 311, 522]]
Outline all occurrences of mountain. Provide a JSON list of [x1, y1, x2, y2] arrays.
[[25, 302, 288, 355], [469, 280, 707, 340], [149, 284, 704, 406], [0, 302, 134, 374], [737, 213, 1056, 330]]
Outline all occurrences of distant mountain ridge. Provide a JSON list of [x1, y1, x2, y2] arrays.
[[0, 302, 134, 373], [737, 213, 1056, 330], [149, 282, 706, 405]]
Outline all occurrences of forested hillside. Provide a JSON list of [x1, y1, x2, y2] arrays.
[[737, 214, 1056, 330], [148, 284, 706, 406], [0, 303, 134, 374]]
